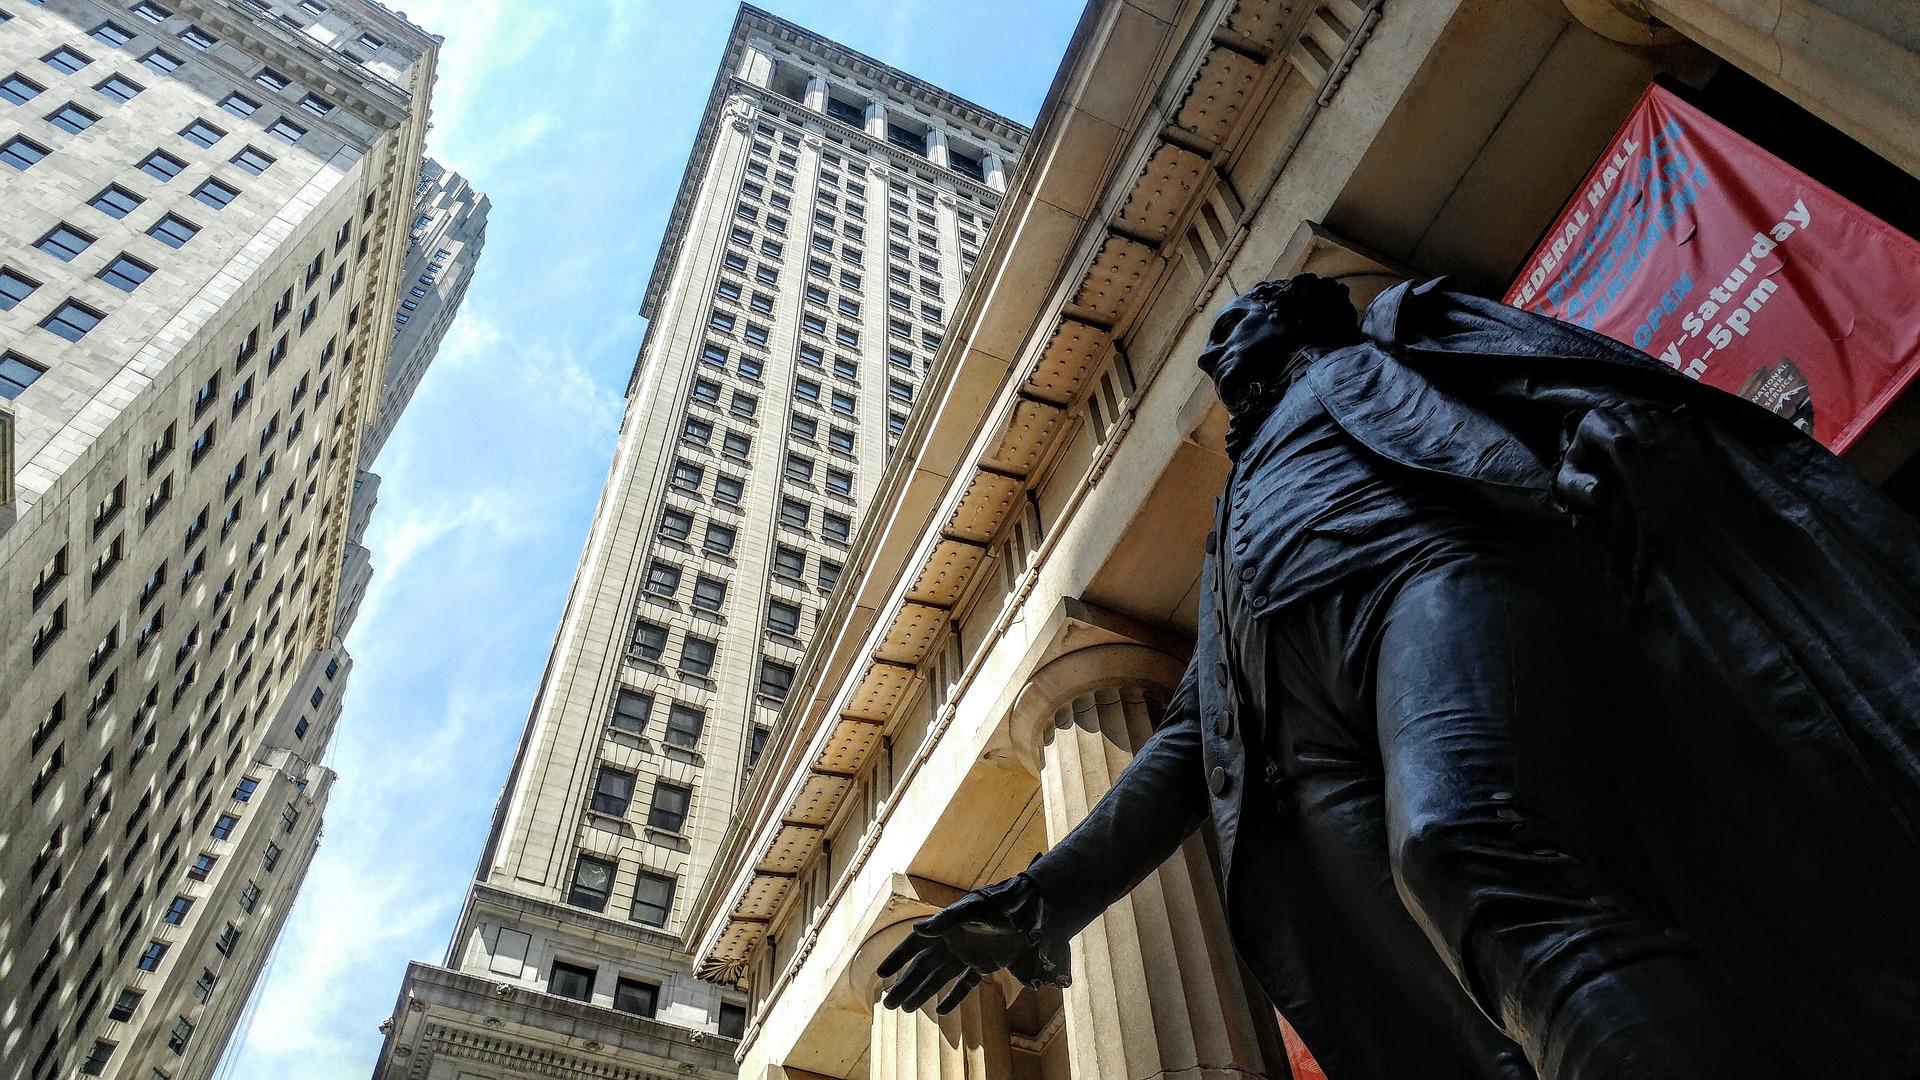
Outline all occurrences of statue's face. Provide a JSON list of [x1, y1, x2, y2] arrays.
[[1198, 296, 1297, 414]]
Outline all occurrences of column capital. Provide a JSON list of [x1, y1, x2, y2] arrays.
[[1008, 642, 1186, 775], [1560, 0, 1681, 44]]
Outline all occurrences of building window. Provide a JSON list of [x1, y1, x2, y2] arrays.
[[99, 254, 155, 292], [659, 507, 694, 541], [773, 546, 805, 579], [784, 454, 814, 482], [193, 969, 216, 1003], [730, 391, 758, 418], [0, 268, 38, 311], [760, 659, 795, 700], [647, 781, 691, 833], [168, 1016, 194, 1053], [889, 379, 914, 403], [825, 469, 853, 497], [766, 601, 802, 636], [262, 842, 281, 870], [614, 978, 659, 1017], [140, 49, 183, 75], [664, 702, 706, 749], [779, 499, 810, 530], [632, 870, 676, 927], [44, 47, 94, 74], [220, 92, 259, 118], [192, 178, 238, 210], [49, 102, 101, 134], [691, 378, 721, 405], [177, 25, 216, 49], [794, 378, 821, 403], [1, 74, 44, 106], [138, 942, 168, 971], [592, 764, 636, 816], [298, 93, 334, 117], [818, 560, 842, 590], [549, 959, 596, 1001], [612, 689, 653, 733], [737, 354, 763, 380], [267, 117, 306, 144], [824, 513, 852, 543], [210, 813, 239, 840], [833, 357, 858, 380], [714, 474, 743, 505], [108, 989, 141, 1022], [704, 522, 736, 554], [830, 391, 856, 415], [88, 185, 143, 220], [645, 560, 682, 598], [828, 427, 854, 454], [43, 300, 104, 341], [163, 895, 193, 924], [722, 431, 752, 457], [230, 145, 274, 174], [179, 117, 224, 147], [37, 224, 94, 261], [147, 214, 200, 248], [631, 620, 668, 661], [670, 459, 704, 492], [0, 351, 43, 400], [215, 922, 240, 955], [567, 854, 615, 912], [691, 575, 727, 612], [747, 725, 771, 771], [743, 323, 769, 346], [719, 1002, 748, 1039], [790, 413, 819, 441], [679, 636, 716, 676], [233, 777, 258, 801]]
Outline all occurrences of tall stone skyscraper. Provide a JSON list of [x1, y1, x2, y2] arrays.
[[0, 2, 445, 1078], [372, 6, 1025, 1077]]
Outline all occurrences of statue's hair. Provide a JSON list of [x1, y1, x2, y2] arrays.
[[1242, 273, 1359, 342]]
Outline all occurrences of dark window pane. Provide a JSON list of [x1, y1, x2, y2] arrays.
[[0, 268, 40, 310], [664, 703, 704, 748], [566, 855, 615, 912], [89, 185, 143, 218], [614, 977, 659, 1017], [147, 214, 199, 248], [42, 301, 104, 341], [647, 782, 690, 832], [193, 178, 238, 209], [591, 765, 635, 816], [678, 636, 715, 676], [99, 254, 154, 292], [631, 620, 667, 661], [631, 870, 676, 927], [611, 689, 652, 733], [138, 149, 186, 180], [549, 959, 595, 1000]]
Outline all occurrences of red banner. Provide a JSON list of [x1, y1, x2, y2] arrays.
[[1506, 84, 1920, 451]]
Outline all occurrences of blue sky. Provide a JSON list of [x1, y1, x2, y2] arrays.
[[215, 2, 1080, 1076]]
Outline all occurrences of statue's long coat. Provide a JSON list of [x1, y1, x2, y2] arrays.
[[1028, 280, 1920, 1080]]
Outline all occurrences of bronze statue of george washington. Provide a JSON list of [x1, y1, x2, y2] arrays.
[[876, 274, 1920, 1080]]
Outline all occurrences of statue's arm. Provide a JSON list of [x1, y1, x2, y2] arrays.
[[877, 662, 1210, 1011], [1023, 661, 1210, 935]]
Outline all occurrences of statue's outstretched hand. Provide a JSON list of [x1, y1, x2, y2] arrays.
[[876, 874, 1071, 1014]]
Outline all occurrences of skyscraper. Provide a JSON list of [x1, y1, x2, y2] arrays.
[[372, 7, 1025, 1076], [0, 2, 445, 1077]]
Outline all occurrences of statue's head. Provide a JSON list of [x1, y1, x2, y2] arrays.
[[1198, 274, 1359, 413]]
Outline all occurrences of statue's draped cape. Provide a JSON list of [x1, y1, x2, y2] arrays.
[[1233, 279, 1920, 1078]]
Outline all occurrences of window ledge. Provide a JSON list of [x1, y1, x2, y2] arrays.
[[663, 744, 704, 766], [678, 672, 716, 690], [625, 655, 664, 672]]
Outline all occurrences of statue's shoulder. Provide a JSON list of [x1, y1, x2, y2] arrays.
[[1306, 342, 1555, 504]]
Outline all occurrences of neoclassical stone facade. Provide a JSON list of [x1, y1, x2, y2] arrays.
[[688, 1, 1920, 1078], [0, 1, 445, 1077], [370, 8, 1025, 1080]]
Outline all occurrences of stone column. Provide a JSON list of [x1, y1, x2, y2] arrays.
[[804, 73, 828, 114], [926, 127, 951, 168], [1015, 645, 1283, 1080], [866, 100, 889, 139], [855, 920, 1014, 1080], [982, 154, 1007, 194], [738, 43, 774, 88]]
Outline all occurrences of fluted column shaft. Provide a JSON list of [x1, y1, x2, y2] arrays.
[[870, 973, 1012, 1080], [1038, 685, 1282, 1080]]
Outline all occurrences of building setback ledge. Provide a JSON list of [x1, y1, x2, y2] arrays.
[[388, 962, 740, 1077]]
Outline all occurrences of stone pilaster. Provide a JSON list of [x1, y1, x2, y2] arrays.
[[870, 976, 1013, 1080]]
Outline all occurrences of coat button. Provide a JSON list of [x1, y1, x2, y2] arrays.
[[1209, 767, 1229, 795], [1214, 709, 1233, 738], [1239, 566, 1256, 582]]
